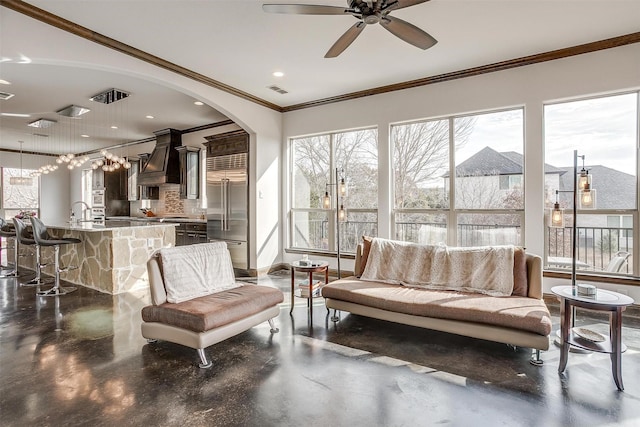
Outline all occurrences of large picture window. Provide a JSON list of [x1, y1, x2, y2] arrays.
[[544, 92, 638, 276], [1, 167, 40, 219], [290, 128, 378, 254], [392, 108, 524, 247]]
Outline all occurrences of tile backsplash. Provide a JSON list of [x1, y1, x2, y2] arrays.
[[130, 184, 203, 218]]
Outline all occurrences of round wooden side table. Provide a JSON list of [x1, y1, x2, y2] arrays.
[[552, 285, 634, 390], [289, 261, 329, 322]]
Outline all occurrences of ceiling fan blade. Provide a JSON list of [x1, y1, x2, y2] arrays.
[[262, 4, 349, 15], [380, 16, 437, 50], [387, 0, 430, 11], [325, 22, 366, 58]]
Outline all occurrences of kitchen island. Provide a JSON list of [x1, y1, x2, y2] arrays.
[[17, 220, 176, 294]]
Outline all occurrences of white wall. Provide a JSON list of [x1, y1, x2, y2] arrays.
[[282, 43, 640, 298]]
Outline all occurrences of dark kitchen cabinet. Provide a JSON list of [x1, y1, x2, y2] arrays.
[[175, 222, 207, 246], [176, 146, 200, 200], [94, 168, 129, 216]]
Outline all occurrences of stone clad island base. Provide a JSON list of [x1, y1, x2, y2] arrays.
[[15, 221, 176, 294]]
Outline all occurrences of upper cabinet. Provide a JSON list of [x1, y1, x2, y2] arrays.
[[204, 129, 249, 157], [176, 146, 200, 200], [127, 158, 140, 201]]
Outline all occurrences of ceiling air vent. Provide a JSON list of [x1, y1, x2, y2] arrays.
[[0, 91, 15, 100], [90, 88, 130, 104], [267, 85, 288, 95]]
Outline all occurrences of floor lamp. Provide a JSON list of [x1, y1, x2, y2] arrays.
[[550, 149, 596, 347], [323, 168, 347, 278]]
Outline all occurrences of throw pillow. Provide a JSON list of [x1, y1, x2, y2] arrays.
[[357, 235, 373, 277], [511, 246, 528, 297]]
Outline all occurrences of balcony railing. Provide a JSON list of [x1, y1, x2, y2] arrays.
[[293, 219, 633, 275], [547, 226, 633, 273]]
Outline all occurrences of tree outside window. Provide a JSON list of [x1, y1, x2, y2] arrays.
[[291, 128, 378, 253], [2, 168, 40, 219], [393, 108, 524, 247]]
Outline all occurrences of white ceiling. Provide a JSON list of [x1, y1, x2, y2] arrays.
[[1, 0, 639, 155]]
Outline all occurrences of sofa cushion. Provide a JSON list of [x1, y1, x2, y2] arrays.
[[357, 236, 373, 277], [322, 278, 551, 336], [511, 247, 528, 297], [142, 285, 284, 333], [358, 239, 529, 295]]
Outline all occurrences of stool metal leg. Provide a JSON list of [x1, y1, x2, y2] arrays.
[[37, 245, 77, 297], [0, 238, 19, 278], [23, 245, 51, 287]]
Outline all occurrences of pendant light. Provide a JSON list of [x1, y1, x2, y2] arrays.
[[9, 141, 33, 186]]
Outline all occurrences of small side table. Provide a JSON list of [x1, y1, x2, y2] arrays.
[[290, 261, 329, 321], [552, 285, 634, 390]]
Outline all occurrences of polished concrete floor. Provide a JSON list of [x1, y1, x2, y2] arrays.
[[2, 268, 640, 427]]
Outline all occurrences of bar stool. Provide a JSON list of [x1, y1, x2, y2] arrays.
[[0, 218, 19, 277], [30, 217, 81, 296], [12, 218, 50, 287]]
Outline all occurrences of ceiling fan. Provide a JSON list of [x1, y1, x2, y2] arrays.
[[263, 0, 437, 58]]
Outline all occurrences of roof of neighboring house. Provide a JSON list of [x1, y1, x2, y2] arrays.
[[443, 146, 565, 177], [557, 165, 636, 210]]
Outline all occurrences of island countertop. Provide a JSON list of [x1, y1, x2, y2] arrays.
[[47, 220, 180, 232], [106, 216, 207, 224]]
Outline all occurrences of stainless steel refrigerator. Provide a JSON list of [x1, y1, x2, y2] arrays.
[[206, 152, 248, 271]]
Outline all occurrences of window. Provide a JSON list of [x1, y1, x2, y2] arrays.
[[499, 175, 522, 190], [290, 128, 378, 253], [392, 108, 524, 246], [544, 92, 638, 275], [1, 168, 40, 219]]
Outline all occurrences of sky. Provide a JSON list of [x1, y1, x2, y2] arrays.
[[544, 92, 637, 176], [455, 92, 638, 176]]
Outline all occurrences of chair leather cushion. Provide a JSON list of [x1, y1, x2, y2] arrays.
[[141, 285, 283, 333]]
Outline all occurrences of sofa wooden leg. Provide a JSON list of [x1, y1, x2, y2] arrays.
[[530, 349, 543, 366], [197, 349, 213, 369], [268, 318, 279, 333], [330, 309, 340, 322]]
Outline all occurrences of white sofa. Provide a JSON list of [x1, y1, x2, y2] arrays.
[[322, 240, 552, 364]]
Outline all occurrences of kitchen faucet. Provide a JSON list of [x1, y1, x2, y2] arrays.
[[70, 201, 91, 222]]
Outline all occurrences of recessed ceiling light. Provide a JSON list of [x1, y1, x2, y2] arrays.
[[146, 115, 154, 119], [273, 71, 284, 77], [0, 79, 10, 85], [81, 134, 90, 138], [1, 112, 30, 117], [111, 125, 118, 129], [194, 101, 204, 106]]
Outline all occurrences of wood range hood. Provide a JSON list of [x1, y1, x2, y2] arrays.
[[138, 128, 182, 186]]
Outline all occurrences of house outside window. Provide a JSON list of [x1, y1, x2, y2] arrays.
[[1, 167, 40, 219], [290, 128, 378, 254], [392, 108, 524, 247], [544, 92, 638, 275]]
